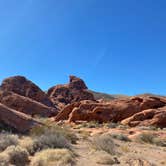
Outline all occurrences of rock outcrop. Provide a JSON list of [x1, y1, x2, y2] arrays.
[[0, 103, 39, 133], [54, 96, 166, 128], [0, 90, 57, 117], [48, 76, 95, 107], [0, 75, 58, 132], [0, 76, 53, 107], [121, 106, 166, 128]]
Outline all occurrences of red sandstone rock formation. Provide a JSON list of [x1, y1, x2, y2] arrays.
[[0, 103, 39, 133], [0, 90, 58, 117], [48, 76, 95, 107], [0, 76, 53, 107], [54, 96, 166, 128], [121, 106, 166, 128]]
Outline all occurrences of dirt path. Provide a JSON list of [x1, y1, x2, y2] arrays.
[[73, 134, 108, 166]]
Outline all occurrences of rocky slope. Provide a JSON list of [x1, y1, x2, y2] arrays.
[[0, 76, 59, 132]]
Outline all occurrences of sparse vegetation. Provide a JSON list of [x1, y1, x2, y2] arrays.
[[137, 132, 155, 144], [0, 145, 29, 166], [137, 126, 159, 131], [103, 122, 119, 128], [111, 133, 131, 142], [19, 136, 36, 155], [78, 121, 101, 128], [95, 151, 119, 165], [0, 133, 19, 152], [91, 133, 116, 155], [78, 130, 91, 140], [117, 124, 129, 130], [21, 124, 79, 154], [120, 145, 130, 153], [30, 148, 75, 166], [30, 124, 77, 144], [0, 152, 10, 166], [32, 132, 71, 152], [136, 132, 166, 147]]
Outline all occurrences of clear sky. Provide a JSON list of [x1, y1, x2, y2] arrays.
[[0, 0, 166, 95]]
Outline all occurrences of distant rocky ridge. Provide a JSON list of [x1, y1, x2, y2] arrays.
[[0, 75, 166, 132]]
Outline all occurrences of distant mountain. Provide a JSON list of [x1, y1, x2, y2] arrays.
[[90, 91, 166, 101], [89, 90, 129, 101]]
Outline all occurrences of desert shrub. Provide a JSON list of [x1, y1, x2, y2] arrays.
[[0, 133, 19, 151], [117, 124, 129, 130], [111, 133, 131, 142], [1, 146, 29, 166], [20, 125, 74, 154], [30, 124, 77, 144], [78, 121, 101, 128], [120, 145, 130, 153], [137, 132, 155, 144], [30, 148, 75, 166], [85, 121, 101, 128], [0, 153, 10, 166], [136, 132, 166, 147], [103, 122, 119, 128], [137, 126, 159, 131], [19, 136, 35, 155], [91, 133, 116, 155], [32, 133, 71, 152], [152, 138, 166, 147], [78, 130, 91, 140], [94, 151, 119, 165]]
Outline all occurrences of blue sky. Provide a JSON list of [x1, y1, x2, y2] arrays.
[[0, 0, 166, 95]]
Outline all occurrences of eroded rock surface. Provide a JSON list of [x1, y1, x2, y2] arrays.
[[0, 103, 39, 133], [121, 106, 166, 128], [54, 96, 166, 128], [48, 76, 95, 107], [0, 76, 53, 107], [0, 90, 57, 117]]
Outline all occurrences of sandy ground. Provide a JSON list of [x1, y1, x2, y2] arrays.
[[71, 125, 166, 166]]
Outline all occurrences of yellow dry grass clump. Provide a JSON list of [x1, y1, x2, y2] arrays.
[[30, 148, 75, 166]]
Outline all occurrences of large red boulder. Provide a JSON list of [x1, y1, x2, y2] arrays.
[[48, 76, 95, 107], [121, 107, 166, 128], [0, 90, 58, 117], [0, 76, 53, 107], [0, 103, 39, 133]]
